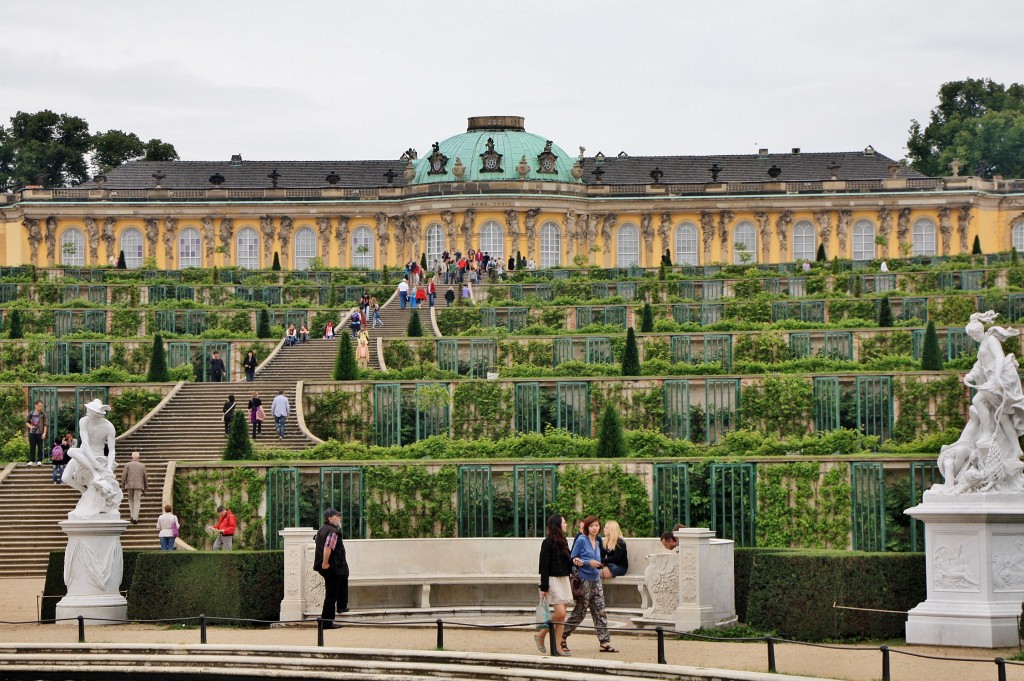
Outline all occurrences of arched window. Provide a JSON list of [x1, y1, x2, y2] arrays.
[[674, 222, 698, 265], [616, 223, 640, 267], [540, 221, 561, 268], [120, 227, 144, 269], [294, 226, 317, 270], [60, 227, 85, 266], [792, 221, 816, 262], [852, 219, 876, 261], [179, 227, 202, 268], [733, 221, 757, 264], [479, 220, 504, 262], [1012, 222, 1024, 252], [351, 226, 374, 268], [425, 223, 445, 267], [912, 218, 937, 256], [236, 227, 260, 269]]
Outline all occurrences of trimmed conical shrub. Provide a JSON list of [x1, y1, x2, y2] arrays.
[[595, 402, 627, 458], [257, 309, 272, 338], [878, 296, 893, 328], [333, 335, 358, 380], [8, 309, 22, 339], [640, 303, 654, 333], [816, 243, 827, 262], [116, 250, 126, 269], [921, 321, 943, 371], [420, 252, 427, 270], [407, 310, 424, 337], [622, 327, 640, 376], [972, 235, 982, 255], [662, 249, 672, 267], [223, 410, 253, 461], [272, 252, 281, 271], [146, 333, 170, 382]]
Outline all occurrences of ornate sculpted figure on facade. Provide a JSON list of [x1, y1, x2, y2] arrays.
[[199, 217, 215, 264], [755, 211, 771, 261], [392, 215, 407, 262], [957, 206, 972, 253], [102, 218, 116, 262], [524, 209, 540, 261], [259, 215, 275, 265], [459, 209, 476, 254], [278, 216, 294, 267], [640, 212, 654, 262], [334, 216, 348, 265], [601, 214, 617, 255], [163, 217, 178, 267], [375, 213, 391, 262], [219, 218, 234, 262], [877, 207, 893, 259], [23, 218, 42, 265], [836, 209, 852, 255], [505, 210, 520, 256], [717, 210, 733, 262], [775, 210, 793, 262], [897, 208, 911, 254], [564, 210, 577, 259], [658, 213, 671, 255], [316, 217, 331, 262], [699, 211, 715, 263], [406, 215, 421, 260], [145, 218, 160, 260], [813, 210, 832, 253], [45, 216, 58, 266], [938, 207, 952, 256], [585, 214, 600, 254], [440, 210, 456, 249], [84, 217, 99, 264]]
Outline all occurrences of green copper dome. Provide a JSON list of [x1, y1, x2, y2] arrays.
[[408, 116, 581, 185]]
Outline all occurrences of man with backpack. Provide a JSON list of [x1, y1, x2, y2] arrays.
[[50, 438, 65, 484], [350, 310, 362, 339]]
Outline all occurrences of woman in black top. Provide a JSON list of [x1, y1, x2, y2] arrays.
[[243, 350, 258, 382], [536, 514, 573, 654], [247, 392, 263, 437], [600, 520, 628, 578], [222, 395, 236, 434]]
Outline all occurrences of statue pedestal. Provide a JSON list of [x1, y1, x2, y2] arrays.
[[55, 516, 128, 625], [905, 493, 1024, 648]]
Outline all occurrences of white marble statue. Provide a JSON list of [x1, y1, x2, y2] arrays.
[[62, 399, 123, 519], [935, 311, 1024, 495]]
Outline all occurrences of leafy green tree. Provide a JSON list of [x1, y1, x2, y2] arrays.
[[907, 78, 1024, 178], [595, 403, 627, 458], [7, 309, 22, 339], [223, 411, 253, 461], [621, 327, 640, 376], [92, 130, 146, 174], [407, 310, 423, 337], [972, 235, 983, 255], [878, 296, 893, 328], [146, 333, 170, 382], [257, 309, 272, 339], [640, 303, 654, 333], [921, 321, 943, 371], [0, 110, 92, 190], [333, 336, 357, 380], [272, 252, 281, 271], [142, 138, 178, 162]]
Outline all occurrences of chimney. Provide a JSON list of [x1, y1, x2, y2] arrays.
[[230, 154, 243, 165], [758, 148, 768, 158], [791, 148, 801, 155]]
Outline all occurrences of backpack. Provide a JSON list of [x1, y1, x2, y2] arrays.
[[51, 444, 64, 462]]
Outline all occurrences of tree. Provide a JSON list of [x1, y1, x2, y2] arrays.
[[816, 244, 826, 262], [223, 411, 253, 461], [143, 138, 179, 162], [7, 309, 22, 339], [621, 327, 640, 376], [972, 235, 983, 255], [257, 309, 272, 339], [407, 310, 423, 337], [907, 78, 1024, 178], [0, 110, 92, 190], [878, 296, 893, 328], [595, 403, 627, 458], [420, 252, 427, 270], [272, 252, 281, 271], [91, 130, 145, 175], [921, 321, 943, 371], [333, 335, 357, 380], [146, 333, 169, 382], [662, 249, 672, 267], [640, 303, 654, 333], [116, 250, 126, 269]]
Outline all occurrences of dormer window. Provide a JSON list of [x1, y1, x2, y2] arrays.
[[479, 137, 503, 173], [536, 140, 558, 174]]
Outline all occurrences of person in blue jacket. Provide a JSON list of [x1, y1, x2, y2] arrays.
[[561, 514, 618, 654]]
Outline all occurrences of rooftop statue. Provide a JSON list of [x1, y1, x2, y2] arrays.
[[936, 311, 1024, 495], [62, 399, 123, 519]]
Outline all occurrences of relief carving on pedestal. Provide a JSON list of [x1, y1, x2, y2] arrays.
[[680, 548, 698, 602], [84, 217, 99, 264], [45, 216, 57, 266], [644, 556, 680, 616], [991, 536, 1024, 590], [933, 542, 979, 592], [303, 544, 325, 613], [285, 549, 301, 597], [23, 218, 42, 265]]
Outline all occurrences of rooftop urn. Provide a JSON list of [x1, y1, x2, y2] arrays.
[[451, 158, 465, 179], [325, 171, 340, 185], [570, 160, 583, 180], [516, 155, 530, 180], [767, 164, 782, 179], [650, 167, 664, 184], [403, 160, 415, 181]]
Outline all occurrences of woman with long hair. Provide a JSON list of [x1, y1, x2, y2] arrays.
[[536, 514, 573, 654], [600, 520, 628, 579], [563, 515, 617, 654]]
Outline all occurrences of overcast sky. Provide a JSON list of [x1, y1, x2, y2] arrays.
[[3, 1, 1022, 165]]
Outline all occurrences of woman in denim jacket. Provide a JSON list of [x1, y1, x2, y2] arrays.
[[562, 514, 617, 654]]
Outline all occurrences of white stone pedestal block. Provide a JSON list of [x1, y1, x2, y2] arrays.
[[55, 515, 128, 625], [905, 494, 1024, 648], [279, 527, 316, 622]]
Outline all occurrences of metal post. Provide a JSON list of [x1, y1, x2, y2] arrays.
[[200, 614, 207, 644], [77, 615, 85, 643], [880, 645, 890, 681], [317, 617, 324, 647], [765, 636, 776, 673], [996, 657, 1007, 681], [435, 619, 444, 650], [547, 620, 559, 657], [656, 626, 666, 664]]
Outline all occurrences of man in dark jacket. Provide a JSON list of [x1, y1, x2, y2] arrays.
[[209, 351, 226, 382], [314, 508, 349, 628]]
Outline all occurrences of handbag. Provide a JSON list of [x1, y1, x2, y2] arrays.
[[171, 518, 179, 538], [535, 595, 550, 629], [570, 566, 586, 601], [255, 406, 265, 422]]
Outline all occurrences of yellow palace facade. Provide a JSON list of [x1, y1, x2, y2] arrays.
[[1, 116, 1023, 271]]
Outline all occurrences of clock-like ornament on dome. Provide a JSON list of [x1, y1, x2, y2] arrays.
[[426, 142, 449, 176], [479, 137, 503, 173], [536, 140, 558, 174]]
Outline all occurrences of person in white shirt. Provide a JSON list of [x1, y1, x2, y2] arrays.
[[880, 261, 889, 272], [398, 278, 410, 309], [271, 390, 290, 439]]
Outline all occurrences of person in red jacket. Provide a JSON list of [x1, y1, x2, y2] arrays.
[[208, 505, 237, 550]]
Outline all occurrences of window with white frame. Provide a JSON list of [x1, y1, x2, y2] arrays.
[[912, 219, 937, 256], [120, 227, 144, 269], [351, 226, 374, 268], [733, 221, 757, 263], [616, 223, 640, 267], [540, 221, 561, 268], [478, 220, 504, 262], [674, 222, 698, 265], [61, 227, 85, 266], [792, 221, 816, 262], [852, 219, 876, 261], [1013, 222, 1024, 252], [179, 227, 202, 268], [236, 227, 260, 269], [294, 226, 317, 270], [426, 223, 445, 267]]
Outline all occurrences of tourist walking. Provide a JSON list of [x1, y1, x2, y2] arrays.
[[359, 293, 371, 318], [209, 351, 226, 382], [370, 297, 382, 328], [223, 394, 236, 434], [25, 400, 48, 466], [398, 278, 409, 309], [272, 390, 290, 439], [208, 505, 236, 550], [357, 328, 370, 369], [536, 515, 573, 654], [248, 391, 263, 438], [120, 451, 147, 524], [243, 350, 257, 382], [314, 508, 350, 629], [427, 278, 436, 307], [49, 438, 65, 484], [563, 515, 617, 654], [600, 520, 628, 579], [444, 287, 455, 306], [349, 310, 361, 338], [156, 504, 179, 551]]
